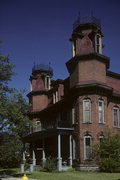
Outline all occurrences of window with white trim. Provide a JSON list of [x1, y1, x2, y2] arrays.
[[84, 136, 92, 160], [98, 99, 104, 123], [95, 34, 102, 54], [113, 107, 119, 128], [99, 135, 104, 143], [45, 76, 51, 90], [83, 99, 91, 123]]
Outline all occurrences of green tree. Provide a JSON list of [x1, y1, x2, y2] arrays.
[[94, 131, 120, 172], [0, 50, 31, 168]]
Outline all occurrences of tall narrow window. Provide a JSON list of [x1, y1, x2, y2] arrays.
[[46, 76, 50, 89], [84, 136, 92, 160], [113, 107, 119, 127], [98, 100, 104, 123], [83, 99, 91, 123], [95, 34, 102, 54]]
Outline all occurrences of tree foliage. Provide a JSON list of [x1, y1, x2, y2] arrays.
[[0, 50, 31, 168], [0, 133, 22, 168], [94, 131, 120, 172]]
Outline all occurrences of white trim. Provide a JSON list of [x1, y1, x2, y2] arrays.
[[72, 41, 76, 57], [45, 76, 51, 90], [72, 107, 75, 124], [95, 34, 102, 54], [53, 93, 55, 104]]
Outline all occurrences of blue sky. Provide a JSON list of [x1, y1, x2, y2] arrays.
[[0, 0, 120, 95]]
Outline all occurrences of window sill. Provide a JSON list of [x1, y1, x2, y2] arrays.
[[113, 126, 120, 129], [98, 122, 105, 125], [83, 122, 92, 124]]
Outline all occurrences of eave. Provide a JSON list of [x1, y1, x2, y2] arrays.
[[66, 53, 110, 74]]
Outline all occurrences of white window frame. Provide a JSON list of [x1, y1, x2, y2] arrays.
[[95, 34, 102, 54], [45, 76, 51, 90], [113, 107, 119, 128], [83, 99, 91, 123], [84, 136, 92, 160], [99, 135, 104, 143], [98, 99, 104, 124]]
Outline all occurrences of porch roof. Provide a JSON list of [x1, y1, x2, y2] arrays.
[[22, 127, 74, 143]]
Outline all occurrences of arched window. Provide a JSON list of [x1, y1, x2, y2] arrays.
[[98, 99, 104, 123], [83, 99, 91, 123], [113, 107, 119, 128], [84, 135, 92, 160]]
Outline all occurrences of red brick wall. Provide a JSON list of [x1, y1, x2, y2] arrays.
[[77, 95, 120, 164], [32, 75, 45, 91], [70, 60, 106, 88], [70, 64, 79, 88], [32, 95, 48, 111], [107, 76, 120, 94]]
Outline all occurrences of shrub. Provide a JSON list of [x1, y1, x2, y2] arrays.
[[94, 131, 120, 172], [43, 157, 56, 172]]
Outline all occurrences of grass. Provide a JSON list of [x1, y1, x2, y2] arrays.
[[28, 171, 120, 180], [0, 168, 120, 180]]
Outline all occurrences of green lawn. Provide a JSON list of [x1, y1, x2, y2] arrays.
[[28, 171, 120, 180], [0, 168, 120, 180]]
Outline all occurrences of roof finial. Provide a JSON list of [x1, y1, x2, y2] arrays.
[[91, 9, 93, 17], [33, 61, 36, 67], [78, 11, 81, 18], [77, 11, 81, 23], [49, 61, 51, 69]]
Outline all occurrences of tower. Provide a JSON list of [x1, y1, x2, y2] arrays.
[[71, 16, 103, 56], [66, 16, 110, 88], [28, 64, 53, 111]]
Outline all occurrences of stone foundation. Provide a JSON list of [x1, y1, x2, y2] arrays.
[[75, 164, 99, 172]]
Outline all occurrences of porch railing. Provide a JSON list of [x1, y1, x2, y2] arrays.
[[32, 120, 71, 133]]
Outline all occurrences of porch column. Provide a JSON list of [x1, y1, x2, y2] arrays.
[[22, 144, 26, 162], [68, 135, 72, 166], [32, 149, 36, 166], [23, 151, 26, 162], [57, 134, 62, 171], [42, 139, 46, 166]]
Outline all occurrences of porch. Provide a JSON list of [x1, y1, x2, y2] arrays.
[[22, 128, 75, 171]]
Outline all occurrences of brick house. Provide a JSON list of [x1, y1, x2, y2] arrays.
[[23, 16, 120, 171]]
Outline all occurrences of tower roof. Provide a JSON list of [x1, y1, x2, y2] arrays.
[[32, 64, 53, 76], [73, 16, 101, 31]]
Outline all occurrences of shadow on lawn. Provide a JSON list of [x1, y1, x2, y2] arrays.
[[0, 169, 16, 176], [0, 169, 31, 178]]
